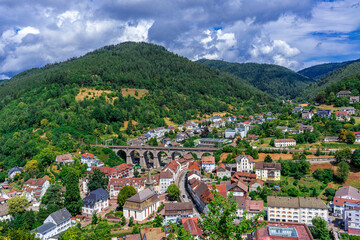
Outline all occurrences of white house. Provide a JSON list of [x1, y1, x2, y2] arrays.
[[123, 189, 160, 221], [8, 166, 21, 179], [236, 155, 254, 173], [187, 170, 201, 181], [216, 164, 231, 179], [274, 139, 296, 148], [159, 170, 174, 194], [32, 208, 72, 240], [80, 153, 103, 171], [22, 178, 50, 202], [336, 111, 351, 121], [255, 162, 281, 181], [201, 156, 215, 172], [55, 154, 74, 164], [332, 186, 360, 216], [82, 188, 109, 216], [341, 107, 356, 116], [0, 205, 12, 222]]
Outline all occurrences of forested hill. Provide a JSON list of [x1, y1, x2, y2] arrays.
[[298, 62, 360, 102], [0, 41, 277, 170], [197, 59, 313, 99], [298, 58, 360, 80]]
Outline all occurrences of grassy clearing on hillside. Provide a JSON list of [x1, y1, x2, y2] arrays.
[[121, 88, 148, 99], [310, 162, 360, 189], [120, 120, 138, 131], [164, 117, 177, 127], [76, 88, 117, 103]]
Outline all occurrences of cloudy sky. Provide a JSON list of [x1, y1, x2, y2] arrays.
[[1, 0, 360, 79]]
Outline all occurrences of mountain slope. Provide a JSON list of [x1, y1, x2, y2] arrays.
[[197, 59, 313, 99], [298, 58, 360, 80], [298, 62, 360, 101], [0, 42, 278, 170]]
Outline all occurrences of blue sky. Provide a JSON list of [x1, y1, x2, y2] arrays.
[[0, 0, 360, 79]]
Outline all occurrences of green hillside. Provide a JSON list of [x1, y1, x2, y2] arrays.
[[197, 59, 313, 99], [0, 42, 277, 170], [298, 58, 360, 80], [298, 62, 360, 101]]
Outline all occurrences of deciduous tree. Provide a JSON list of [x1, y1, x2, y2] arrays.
[[7, 196, 29, 216], [117, 185, 137, 208], [166, 184, 181, 201], [87, 168, 108, 192], [64, 168, 82, 215], [336, 161, 350, 183]]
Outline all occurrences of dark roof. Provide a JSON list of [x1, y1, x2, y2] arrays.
[[164, 202, 193, 212], [83, 188, 109, 207], [48, 208, 72, 224], [255, 162, 281, 170], [126, 189, 156, 203], [8, 166, 21, 175], [34, 222, 56, 234]]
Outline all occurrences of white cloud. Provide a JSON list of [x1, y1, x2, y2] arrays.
[[0, 74, 9, 80]]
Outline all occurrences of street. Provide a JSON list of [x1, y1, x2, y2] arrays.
[[177, 169, 202, 221]]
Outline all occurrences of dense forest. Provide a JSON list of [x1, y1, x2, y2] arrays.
[[197, 59, 313, 99], [298, 58, 360, 80], [298, 62, 360, 102], [0, 42, 282, 170]]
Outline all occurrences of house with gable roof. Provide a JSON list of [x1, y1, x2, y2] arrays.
[[8, 166, 21, 179], [22, 178, 50, 202], [332, 186, 360, 216], [82, 188, 109, 216], [236, 155, 254, 173], [32, 208, 72, 240]]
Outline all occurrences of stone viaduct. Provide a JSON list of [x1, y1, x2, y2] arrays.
[[94, 145, 218, 168]]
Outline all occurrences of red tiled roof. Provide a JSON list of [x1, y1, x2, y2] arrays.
[[249, 179, 264, 187], [201, 156, 215, 164], [23, 178, 47, 187], [336, 111, 348, 116], [182, 217, 203, 237], [81, 152, 94, 159], [56, 154, 73, 163]]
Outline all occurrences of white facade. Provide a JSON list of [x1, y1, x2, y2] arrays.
[[236, 155, 254, 173], [201, 162, 215, 172], [344, 208, 360, 235], [274, 139, 296, 148], [267, 197, 328, 225], [82, 198, 109, 215], [216, 168, 231, 179], [159, 177, 174, 194], [123, 201, 160, 222]]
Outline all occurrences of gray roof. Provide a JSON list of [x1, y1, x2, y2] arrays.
[[8, 166, 21, 176], [33, 222, 56, 234], [126, 189, 156, 203], [335, 186, 360, 200], [268, 196, 327, 209], [48, 208, 72, 225], [83, 188, 109, 207]]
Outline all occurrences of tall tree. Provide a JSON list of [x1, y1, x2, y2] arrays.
[[351, 149, 360, 167], [42, 184, 65, 207], [200, 189, 264, 239], [310, 217, 331, 240], [166, 184, 181, 201], [117, 185, 137, 208], [264, 155, 273, 162], [87, 168, 109, 192], [64, 168, 82, 215], [336, 161, 350, 183]]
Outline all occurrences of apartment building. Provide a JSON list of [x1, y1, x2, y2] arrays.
[[236, 155, 254, 173], [267, 196, 328, 225], [274, 139, 296, 148]]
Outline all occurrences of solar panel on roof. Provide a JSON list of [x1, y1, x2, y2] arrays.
[[268, 226, 298, 238]]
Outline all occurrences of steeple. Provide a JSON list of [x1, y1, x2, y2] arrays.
[[145, 169, 155, 192]]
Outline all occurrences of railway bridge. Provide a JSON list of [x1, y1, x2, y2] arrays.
[[93, 145, 219, 168]]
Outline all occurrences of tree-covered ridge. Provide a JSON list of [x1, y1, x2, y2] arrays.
[[298, 62, 360, 101], [0, 42, 280, 170], [197, 59, 313, 99], [298, 58, 360, 80]]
